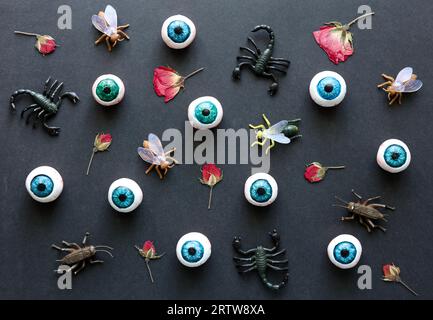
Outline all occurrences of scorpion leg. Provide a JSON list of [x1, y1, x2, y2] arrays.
[[232, 62, 254, 80], [269, 57, 290, 64], [267, 259, 288, 264], [50, 82, 64, 101], [239, 46, 258, 58], [42, 113, 60, 136], [233, 256, 255, 262], [268, 61, 290, 67], [366, 218, 386, 232], [233, 236, 256, 255], [267, 263, 288, 271], [247, 37, 261, 55], [370, 203, 396, 211], [43, 77, 51, 95], [235, 262, 256, 268], [47, 80, 58, 97], [237, 55, 256, 62], [351, 189, 363, 200], [359, 216, 371, 233], [21, 104, 38, 118], [237, 266, 257, 273], [266, 66, 287, 74], [26, 108, 41, 125], [266, 249, 286, 257], [264, 229, 280, 252], [263, 72, 278, 96]]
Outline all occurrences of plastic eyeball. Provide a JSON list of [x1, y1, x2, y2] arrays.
[[108, 178, 143, 213], [327, 234, 362, 269], [188, 96, 223, 130], [25, 166, 63, 203], [92, 74, 125, 106], [309, 71, 347, 107], [161, 15, 196, 49], [377, 139, 411, 173], [244, 173, 278, 207], [176, 232, 211, 267]]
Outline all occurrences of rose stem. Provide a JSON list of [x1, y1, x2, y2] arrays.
[[86, 149, 96, 176], [146, 260, 154, 283], [399, 280, 418, 296], [325, 166, 346, 170], [14, 31, 40, 37], [346, 12, 375, 27], [208, 186, 213, 210], [184, 67, 205, 80]]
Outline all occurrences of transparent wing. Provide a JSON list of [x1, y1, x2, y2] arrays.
[[138, 147, 161, 165], [262, 132, 291, 144], [402, 79, 423, 93], [104, 5, 118, 29], [92, 15, 112, 35], [266, 120, 289, 135], [148, 134, 165, 157], [395, 67, 413, 85]]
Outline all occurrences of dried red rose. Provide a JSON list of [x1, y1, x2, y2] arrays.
[[382, 263, 418, 296], [200, 164, 223, 209], [153, 66, 204, 102], [312, 12, 374, 64], [135, 241, 165, 283], [86, 133, 112, 175], [304, 162, 345, 183], [14, 31, 57, 55]]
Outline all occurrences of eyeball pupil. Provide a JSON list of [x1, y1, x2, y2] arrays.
[[37, 184, 46, 192], [202, 108, 210, 116], [188, 247, 196, 255], [340, 249, 349, 258], [257, 187, 266, 196], [118, 194, 127, 202], [103, 87, 111, 94], [174, 26, 183, 35], [324, 84, 333, 92]]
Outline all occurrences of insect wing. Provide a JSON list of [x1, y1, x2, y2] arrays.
[[266, 120, 289, 135], [263, 132, 291, 144], [138, 147, 161, 165], [402, 79, 423, 93], [394, 67, 413, 88], [92, 15, 113, 35], [148, 133, 167, 162], [104, 5, 118, 30]]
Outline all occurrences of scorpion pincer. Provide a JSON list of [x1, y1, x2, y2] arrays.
[[233, 229, 289, 290]]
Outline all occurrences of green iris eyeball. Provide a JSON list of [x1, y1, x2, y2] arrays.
[[92, 74, 125, 106]]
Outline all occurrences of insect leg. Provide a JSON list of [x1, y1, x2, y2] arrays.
[[351, 189, 363, 200], [117, 30, 130, 40], [249, 124, 266, 130], [21, 104, 38, 118], [239, 46, 258, 58], [117, 24, 130, 30], [62, 241, 81, 249], [381, 74, 395, 82], [74, 261, 85, 275], [90, 259, 104, 264], [267, 263, 288, 271], [105, 37, 112, 52], [366, 219, 386, 232], [82, 232, 90, 245], [265, 139, 275, 155], [261, 114, 271, 127], [26, 108, 40, 125], [145, 164, 155, 175], [42, 113, 60, 136], [52, 244, 73, 252], [370, 203, 396, 211], [95, 34, 106, 45], [358, 216, 371, 233], [341, 215, 355, 221], [291, 135, 302, 140], [389, 94, 399, 105], [377, 81, 393, 88], [364, 196, 381, 204], [155, 166, 163, 179], [398, 92, 402, 104]]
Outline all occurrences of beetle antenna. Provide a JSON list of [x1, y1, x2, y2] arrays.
[[95, 245, 113, 250], [334, 196, 348, 204], [96, 249, 114, 258]]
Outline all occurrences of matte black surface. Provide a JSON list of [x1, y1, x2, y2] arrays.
[[1, 0, 432, 299]]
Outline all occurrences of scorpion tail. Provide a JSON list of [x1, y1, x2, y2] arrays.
[[260, 272, 288, 290], [10, 89, 34, 110], [251, 25, 274, 49]]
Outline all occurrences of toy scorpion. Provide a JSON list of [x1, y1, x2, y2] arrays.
[[10, 77, 79, 136], [52, 232, 113, 275], [233, 25, 290, 95], [233, 229, 288, 290], [334, 190, 395, 233]]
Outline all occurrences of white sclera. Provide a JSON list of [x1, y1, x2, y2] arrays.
[[161, 15, 196, 49], [309, 71, 347, 107], [244, 172, 278, 207], [92, 74, 125, 106], [376, 139, 411, 173], [25, 166, 63, 203], [327, 234, 362, 269], [108, 178, 143, 213], [188, 96, 223, 130], [176, 232, 211, 267]]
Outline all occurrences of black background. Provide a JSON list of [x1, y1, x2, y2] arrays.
[[1, 0, 432, 300]]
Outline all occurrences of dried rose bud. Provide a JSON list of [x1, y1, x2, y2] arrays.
[[14, 31, 57, 55], [304, 162, 345, 183], [86, 133, 112, 175], [200, 164, 223, 209]]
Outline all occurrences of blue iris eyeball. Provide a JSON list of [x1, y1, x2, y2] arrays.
[[176, 232, 211, 267], [309, 71, 347, 107], [108, 178, 143, 213], [25, 166, 63, 203], [327, 234, 362, 269], [377, 139, 411, 173], [244, 173, 278, 207], [161, 15, 196, 49], [188, 96, 223, 130]]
